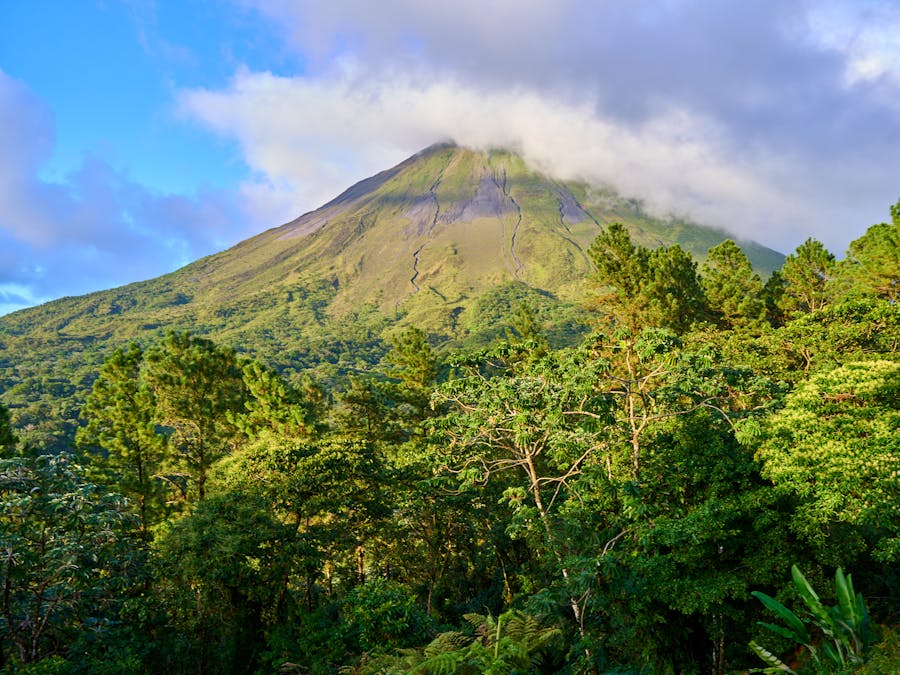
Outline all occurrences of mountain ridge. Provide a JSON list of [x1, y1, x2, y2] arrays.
[[0, 143, 784, 445]]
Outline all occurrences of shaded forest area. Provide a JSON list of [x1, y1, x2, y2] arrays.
[[1, 203, 899, 673]]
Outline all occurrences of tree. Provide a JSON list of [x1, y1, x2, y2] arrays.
[[761, 270, 787, 326], [0, 453, 139, 666], [334, 375, 396, 442], [702, 240, 766, 329], [144, 333, 247, 502], [433, 342, 613, 643], [216, 434, 389, 603], [588, 224, 708, 332], [0, 401, 16, 455], [754, 360, 900, 563], [834, 201, 900, 303], [150, 491, 295, 674], [342, 579, 434, 655], [643, 244, 709, 333], [234, 361, 322, 440], [595, 406, 789, 673], [779, 238, 836, 316], [588, 223, 650, 319], [381, 326, 440, 442], [77, 344, 167, 532], [506, 300, 548, 353], [573, 329, 786, 673], [588, 223, 652, 330]]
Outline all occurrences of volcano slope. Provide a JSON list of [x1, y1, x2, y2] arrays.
[[0, 143, 783, 445]]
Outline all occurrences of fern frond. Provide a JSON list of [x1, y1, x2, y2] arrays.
[[422, 631, 469, 657], [411, 650, 464, 675]]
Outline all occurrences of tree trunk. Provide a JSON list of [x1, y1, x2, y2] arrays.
[[525, 453, 589, 650]]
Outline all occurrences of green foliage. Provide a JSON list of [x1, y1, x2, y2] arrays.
[[588, 222, 651, 327], [144, 332, 247, 502], [234, 360, 322, 439], [857, 625, 900, 674], [261, 604, 354, 674], [334, 375, 395, 441], [779, 238, 836, 316], [217, 434, 388, 530], [150, 491, 295, 673], [371, 610, 561, 674], [76, 343, 168, 531], [702, 239, 766, 329], [761, 270, 788, 326], [751, 565, 876, 673], [343, 579, 434, 653], [588, 224, 708, 332], [0, 401, 16, 454], [754, 361, 900, 562], [459, 282, 590, 350], [379, 326, 442, 441], [432, 341, 616, 646], [833, 199, 900, 303], [0, 453, 140, 665], [5, 190, 900, 675], [644, 244, 709, 333], [384, 327, 439, 393], [579, 329, 790, 673]]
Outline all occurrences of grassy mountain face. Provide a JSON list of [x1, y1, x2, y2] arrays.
[[0, 143, 783, 445]]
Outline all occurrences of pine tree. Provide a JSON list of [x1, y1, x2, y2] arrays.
[[588, 222, 651, 329], [77, 344, 167, 532], [588, 224, 708, 333], [144, 333, 247, 502], [779, 238, 835, 316], [644, 244, 709, 333], [702, 240, 766, 329], [834, 199, 900, 302]]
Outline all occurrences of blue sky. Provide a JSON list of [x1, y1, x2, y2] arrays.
[[2, 0, 900, 315]]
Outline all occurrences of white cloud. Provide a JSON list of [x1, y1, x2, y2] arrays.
[[184, 0, 900, 256], [807, 0, 900, 88], [180, 66, 894, 253]]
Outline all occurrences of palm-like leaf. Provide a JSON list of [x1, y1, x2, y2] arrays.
[[751, 590, 810, 644]]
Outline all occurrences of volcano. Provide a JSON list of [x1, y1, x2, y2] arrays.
[[0, 143, 783, 442]]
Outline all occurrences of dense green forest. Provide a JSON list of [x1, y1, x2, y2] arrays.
[[1, 203, 899, 673]]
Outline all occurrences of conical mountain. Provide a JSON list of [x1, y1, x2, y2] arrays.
[[0, 143, 782, 441], [191, 143, 615, 328], [187, 143, 780, 318]]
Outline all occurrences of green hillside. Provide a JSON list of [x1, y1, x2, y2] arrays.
[[0, 143, 784, 446]]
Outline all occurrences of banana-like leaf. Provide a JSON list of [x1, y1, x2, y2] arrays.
[[791, 565, 835, 631], [757, 621, 804, 642], [834, 568, 862, 631], [749, 640, 796, 673], [752, 591, 810, 643], [821, 640, 845, 667]]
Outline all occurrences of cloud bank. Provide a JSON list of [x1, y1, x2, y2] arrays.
[[189, 0, 900, 253], [180, 69, 823, 251]]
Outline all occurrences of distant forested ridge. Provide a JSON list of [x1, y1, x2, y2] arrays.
[[0, 196, 898, 673]]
